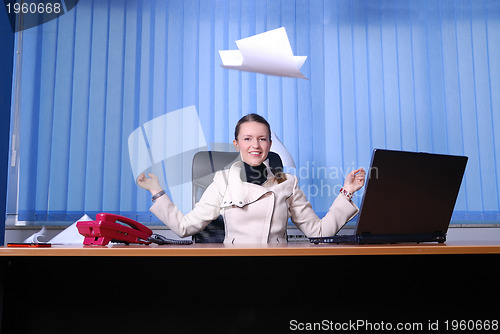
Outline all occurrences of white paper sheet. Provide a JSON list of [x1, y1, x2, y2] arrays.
[[128, 106, 208, 213], [270, 131, 295, 169], [219, 27, 308, 79], [21, 215, 91, 244], [48, 215, 91, 244], [23, 226, 47, 243]]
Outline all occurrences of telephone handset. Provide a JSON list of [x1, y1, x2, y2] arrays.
[[77, 213, 193, 246]]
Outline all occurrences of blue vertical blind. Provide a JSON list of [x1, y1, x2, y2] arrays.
[[12, 0, 500, 223]]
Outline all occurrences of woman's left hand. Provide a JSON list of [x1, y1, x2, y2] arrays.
[[343, 168, 366, 193]]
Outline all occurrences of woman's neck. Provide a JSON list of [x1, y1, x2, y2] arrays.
[[242, 161, 268, 185]]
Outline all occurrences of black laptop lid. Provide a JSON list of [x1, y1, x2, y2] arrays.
[[355, 149, 468, 236]]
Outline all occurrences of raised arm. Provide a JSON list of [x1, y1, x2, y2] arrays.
[[288, 168, 365, 237], [137, 172, 225, 238]]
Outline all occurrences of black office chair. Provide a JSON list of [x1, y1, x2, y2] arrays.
[[191, 151, 283, 243]]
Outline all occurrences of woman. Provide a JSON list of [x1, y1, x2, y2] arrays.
[[137, 114, 366, 244]]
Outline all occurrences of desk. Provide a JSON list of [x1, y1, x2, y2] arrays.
[[1, 242, 499, 333], [1, 240, 500, 257]]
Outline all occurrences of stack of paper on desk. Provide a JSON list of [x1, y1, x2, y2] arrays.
[[219, 27, 308, 79]]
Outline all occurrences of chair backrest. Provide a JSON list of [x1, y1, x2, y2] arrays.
[[191, 151, 283, 243]]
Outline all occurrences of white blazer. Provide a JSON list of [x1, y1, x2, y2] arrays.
[[150, 160, 359, 244]]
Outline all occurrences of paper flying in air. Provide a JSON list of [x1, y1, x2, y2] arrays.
[[219, 27, 308, 79]]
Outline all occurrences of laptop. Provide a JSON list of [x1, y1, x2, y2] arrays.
[[310, 149, 468, 244]]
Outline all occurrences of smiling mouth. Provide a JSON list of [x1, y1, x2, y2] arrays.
[[249, 152, 262, 156]]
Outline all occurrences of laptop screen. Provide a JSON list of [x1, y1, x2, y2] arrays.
[[355, 149, 468, 236]]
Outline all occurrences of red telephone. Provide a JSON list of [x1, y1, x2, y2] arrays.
[[77, 213, 153, 246]]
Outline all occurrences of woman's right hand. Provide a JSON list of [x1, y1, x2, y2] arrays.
[[137, 173, 163, 195]]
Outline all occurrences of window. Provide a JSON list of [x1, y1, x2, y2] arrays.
[[7, 0, 500, 226]]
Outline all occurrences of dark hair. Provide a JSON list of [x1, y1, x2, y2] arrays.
[[234, 113, 272, 141]]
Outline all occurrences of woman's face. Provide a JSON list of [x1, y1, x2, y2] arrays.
[[233, 121, 272, 166]]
